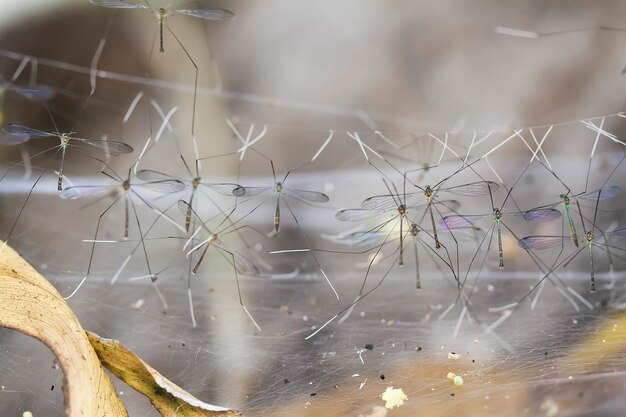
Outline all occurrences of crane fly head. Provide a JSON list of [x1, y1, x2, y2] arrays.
[[424, 186, 433, 199], [493, 208, 502, 220], [122, 180, 131, 192], [192, 177, 201, 189], [410, 223, 419, 237], [274, 182, 283, 193]]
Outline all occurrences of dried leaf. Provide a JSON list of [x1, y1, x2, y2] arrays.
[[0, 242, 128, 417], [87, 331, 241, 416]]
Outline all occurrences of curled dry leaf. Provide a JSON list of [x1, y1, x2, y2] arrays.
[[87, 331, 241, 417], [0, 241, 128, 417]]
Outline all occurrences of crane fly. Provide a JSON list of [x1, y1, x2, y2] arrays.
[[89, 0, 234, 53], [136, 169, 243, 232], [439, 207, 562, 268], [233, 162, 330, 233], [177, 200, 261, 331], [1, 123, 133, 190]]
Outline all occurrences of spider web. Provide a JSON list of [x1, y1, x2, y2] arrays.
[[1, 3, 626, 417]]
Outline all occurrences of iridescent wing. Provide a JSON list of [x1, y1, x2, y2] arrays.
[[608, 228, 626, 238], [518, 236, 569, 250], [438, 181, 499, 196], [175, 8, 234, 20], [517, 208, 562, 222], [335, 209, 386, 221], [72, 137, 134, 155], [231, 251, 260, 276], [286, 188, 330, 203], [89, 0, 149, 9], [415, 199, 461, 214], [439, 215, 487, 229], [579, 186, 620, 201], [0, 134, 30, 145], [1, 124, 53, 138]]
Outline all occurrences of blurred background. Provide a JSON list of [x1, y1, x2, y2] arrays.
[[0, 1, 626, 416]]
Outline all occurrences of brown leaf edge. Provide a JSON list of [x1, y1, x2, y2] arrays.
[[87, 331, 242, 417], [0, 241, 128, 417]]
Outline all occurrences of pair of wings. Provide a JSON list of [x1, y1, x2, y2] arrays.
[[359, 181, 499, 212], [518, 228, 626, 250], [234, 186, 330, 203], [60, 179, 185, 200], [0, 124, 134, 155], [176, 200, 259, 276], [327, 226, 483, 247], [89, 0, 235, 21], [439, 208, 562, 229], [137, 169, 243, 196], [336, 199, 461, 222]]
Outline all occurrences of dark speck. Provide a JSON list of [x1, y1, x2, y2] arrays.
[[310, 392, 317, 396], [544, 351, 548, 356], [472, 360, 475, 363], [451, 393, 455, 396], [380, 374, 385, 380], [284, 379, 290, 384], [51, 385, 54, 391], [416, 346, 422, 352], [365, 344, 374, 350], [182, 343, 185, 347]]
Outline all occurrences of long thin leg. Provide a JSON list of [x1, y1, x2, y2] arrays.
[[57, 145, 66, 191], [588, 242, 595, 293], [413, 238, 420, 289], [429, 202, 440, 249], [496, 219, 504, 269], [124, 193, 130, 239], [399, 215, 404, 266], [65, 195, 122, 299]]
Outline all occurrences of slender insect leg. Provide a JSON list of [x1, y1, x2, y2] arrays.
[[496, 220, 504, 269], [58, 145, 66, 191]]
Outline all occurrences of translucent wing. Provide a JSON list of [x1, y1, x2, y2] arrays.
[[73, 137, 134, 155], [335, 209, 385, 221], [439, 181, 499, 196], [608, 228, 626, 238], [439, 215, 486, 229], [518, 208, 562, 222], [136, 169, 177, 182], [89, 0, 149, 9], [232, 251, 260, 276], [1, 124, 53, 138], [286, 189, 330, 203], [0, 134, 30, 145], [175, 8, 234, 20], [518, 236, 569, 250], [361, 194, 406, 211], [136, 179, 185, 194], [579, 186, 620, 201], [340, 230, 387, 246], [60, 185, 117, 200], [421, 199, 462, 214], [233, 186, 271, 197], [176, 199, 210, 232], [9, 84, 55, 101], [205, 183, 247, 196]]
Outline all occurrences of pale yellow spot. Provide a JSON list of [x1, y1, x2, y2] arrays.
[[381, 387, 408, 409]]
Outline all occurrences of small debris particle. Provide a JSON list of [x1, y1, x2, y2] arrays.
[[453, 375, 464, 387], [447, 372, 456, 380], [182, 343, 185, 347], [51, 385, 54, 391], [540, 398, 559, 417], [23, 412, 34, 417], [380, 374, 385, 380], [365, 344, 374, 350], [472, 360, 475, 363], [416, 346, 422, 352], [451, 393, 455, 396], [544, 351, 548, 356], [279, 306, 290, 314], [284, 379, 290, 384], [473, 339, 479, 344], [130, 298, 144, 310], [381, 387, 408, 409], [310, 392, 317, 397], [448, 352, 462, 360], [334, 384, 340, 389], [572, 318, 578, 324]]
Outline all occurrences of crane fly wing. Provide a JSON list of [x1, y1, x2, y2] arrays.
[[361, 194, 413, 211], [89, 0, 149, 9], [439, 215, 485, 229], [439, 181, 499, 196], [136, 169, 177, 182], [519, 208, 562, 222], [231, 251, 260, 276], [518, 236, 568, 250], [287, 189, 330, 203], [204, 183, 247, 196], [2, 124, 53, 138], [232, 186, 271, 197], [73, 138, 134, 155], [608, 227, 626, 238], [428, 199, 461, 213], [0, 134, 30, 145], [175, 8, 234, 20], [136, 179, 185, 194], [60, 185, 117, 201], [335, 209, 384, 221], [579, 186, 620, 201]]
